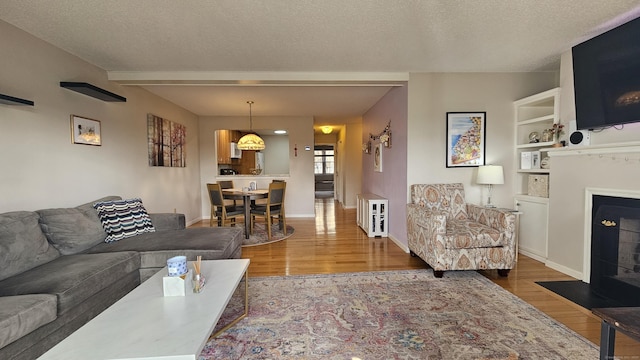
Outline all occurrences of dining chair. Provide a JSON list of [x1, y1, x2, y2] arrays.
[[250, 181, 286, 240], [206, 183, 244, 227], [218, 180, 238, 207]]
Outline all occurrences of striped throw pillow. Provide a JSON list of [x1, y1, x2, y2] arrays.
[[93, 198, 155, 243]]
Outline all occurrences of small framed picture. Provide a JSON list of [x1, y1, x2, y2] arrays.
[[71, 115, 101, 146], [446, 112, 486, 167], [374, 143, 383, 172], [531, 151, 541, 169]]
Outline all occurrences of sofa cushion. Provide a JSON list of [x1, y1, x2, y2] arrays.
[[443, 220, 505, 249], [0, 211, 60, 282], [93, 198, 155, 243], [86, 227, 243, 268], [0, 295, 57, 349], [36, 196, 121, 255], [0, 252, 140, 315]]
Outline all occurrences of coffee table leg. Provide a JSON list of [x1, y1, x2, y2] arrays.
[[210, 270, 249, 338], [599, 320, 615, 360]]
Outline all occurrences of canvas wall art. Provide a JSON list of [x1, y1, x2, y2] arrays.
[[147, 114, 186, 167]]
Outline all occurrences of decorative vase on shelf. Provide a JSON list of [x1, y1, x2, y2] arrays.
[[540, 156, 550, 169], [541, 129, 553, 142]]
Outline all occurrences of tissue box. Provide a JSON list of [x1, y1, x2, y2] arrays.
[[163, 269, 192, 296], [528, 174, 549, 198]]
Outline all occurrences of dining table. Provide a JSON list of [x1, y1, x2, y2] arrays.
[[222, 188, 269, 239]]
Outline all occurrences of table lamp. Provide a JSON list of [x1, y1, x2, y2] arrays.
[[477, 165, 504, 208]]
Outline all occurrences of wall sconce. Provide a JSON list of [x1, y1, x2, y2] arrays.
[[362, 141, 372, 154], [379, 131, 392, 148], [321, 126, 333, 134]]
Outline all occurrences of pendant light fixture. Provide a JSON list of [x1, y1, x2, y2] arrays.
[[237, 100, 265, 151]]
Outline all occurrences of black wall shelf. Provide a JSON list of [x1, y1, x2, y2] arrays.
[[0, 93, 34, 106], [60, 82, 126, 102]]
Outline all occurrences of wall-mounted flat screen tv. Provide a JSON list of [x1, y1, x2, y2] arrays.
[[573, 16, 640, 130]]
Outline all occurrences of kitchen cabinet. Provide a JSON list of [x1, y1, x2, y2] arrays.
[[216, 130, 241, 165]]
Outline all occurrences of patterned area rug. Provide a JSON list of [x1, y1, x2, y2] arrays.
[[200, 270, 598, 359], [242, 223, 294, 247]]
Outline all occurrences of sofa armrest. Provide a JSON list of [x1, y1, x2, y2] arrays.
[[466, 204, 516, 245], [149, 213, 186, 231], [407, 204, 447, 235]]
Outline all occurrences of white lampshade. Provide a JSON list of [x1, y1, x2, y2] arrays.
[[477, 165, 504, 185]]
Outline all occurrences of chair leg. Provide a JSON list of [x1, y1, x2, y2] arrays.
[[250, 215, 254, 235], [281, 214, 287, 235], [497, 269, 510, 277], [265, 215, 272, 241]]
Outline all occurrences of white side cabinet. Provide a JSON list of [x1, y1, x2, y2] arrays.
[[356, 194, 388, 237], [513, 88, 559, 262], [514, 195, 548, 262]]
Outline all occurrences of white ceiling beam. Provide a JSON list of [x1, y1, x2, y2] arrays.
[[108, 71, 408, 86]]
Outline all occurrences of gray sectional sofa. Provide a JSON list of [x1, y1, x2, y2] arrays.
[[0, 196, 243, 360]]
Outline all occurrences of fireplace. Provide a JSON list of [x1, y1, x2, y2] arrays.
[[590, 195, 640, 305]]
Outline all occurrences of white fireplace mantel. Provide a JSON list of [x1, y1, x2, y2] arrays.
[[547, 141, 640, 157]]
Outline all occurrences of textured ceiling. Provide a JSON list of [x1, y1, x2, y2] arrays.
[[2, 0, 640, 118]]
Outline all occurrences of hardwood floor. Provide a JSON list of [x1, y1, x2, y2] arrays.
[[195, 198, 640, 356]]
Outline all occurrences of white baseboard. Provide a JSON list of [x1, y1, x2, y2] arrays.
[[544, 260, 582, 280], [517, 249, 546, 263], [388, 234, 409, 252]]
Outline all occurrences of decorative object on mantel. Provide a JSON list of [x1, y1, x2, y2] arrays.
[[60, 82, 126, 102], [71, 115, 101, 146], [476, 164, 504, 207], [446, 112, 486, 167], [0, 93, 34, 106], [147, 113, 186, 167], [237, 101, 266, 151], [368, 120, 392, 148]]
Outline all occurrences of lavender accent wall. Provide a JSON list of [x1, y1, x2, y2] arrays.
[[362, 85, 408, 245]]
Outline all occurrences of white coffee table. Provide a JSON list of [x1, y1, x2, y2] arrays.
[[38, 259, 249, 360]]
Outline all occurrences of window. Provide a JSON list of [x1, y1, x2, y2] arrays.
[[314, 146, 334, 174]]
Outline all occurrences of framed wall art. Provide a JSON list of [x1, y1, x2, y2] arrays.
[[71, 115, 101, 146], [147, 114, 186, 167], [374, 143, 383, 172], [446, 112, 486, 168]]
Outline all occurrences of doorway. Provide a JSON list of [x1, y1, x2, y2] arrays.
[[314, 145, 334, 199]]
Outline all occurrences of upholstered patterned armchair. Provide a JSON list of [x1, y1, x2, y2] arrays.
[[407, 183, 517, 278]]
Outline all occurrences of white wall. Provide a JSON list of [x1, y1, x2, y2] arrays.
[[342, 122, 364, 208], [260, 134, 290, 174], [0, 20, 201, 219], [407, 72, 559, 209], [198, 116, 315, 218], [362, 86, 408, 245]]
